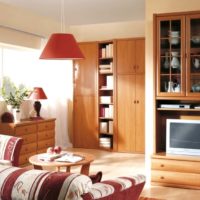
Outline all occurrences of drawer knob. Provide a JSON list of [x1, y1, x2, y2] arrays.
[[160, 176, 165, 180], [160, 164, 164, 167]]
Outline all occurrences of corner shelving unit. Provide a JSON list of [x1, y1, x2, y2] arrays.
[[98, 40, 116, 150]]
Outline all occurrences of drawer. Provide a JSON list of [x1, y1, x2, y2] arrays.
[[152, 170, 200, 187], [19, 152, 35, 166], [20, 133, 37, 144], [38, 121, 55, 131], [15, 124, 37, 136], [38, 130, 55, 141], [152, 158, 200, 174], [20, 143, 37, 155], [37, 138, 55, 150]]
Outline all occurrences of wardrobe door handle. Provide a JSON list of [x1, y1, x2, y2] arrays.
[[136, 100, 139, 104]]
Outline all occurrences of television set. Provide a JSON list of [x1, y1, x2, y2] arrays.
[[166, 119, 200, 156]]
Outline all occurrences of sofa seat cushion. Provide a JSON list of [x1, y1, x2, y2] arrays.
[[83, 175, 145, 200], [0, 165, 92, 200]]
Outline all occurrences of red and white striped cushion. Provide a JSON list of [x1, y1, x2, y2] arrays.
[[0, 165, 92, 200], [86, 175, 146, 199], [0, 134, 23, 166]]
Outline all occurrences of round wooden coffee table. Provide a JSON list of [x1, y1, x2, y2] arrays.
[[29, 151, 94, 175]]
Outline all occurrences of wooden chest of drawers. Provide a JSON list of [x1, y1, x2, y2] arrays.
[[151, 154, 200, 189], [0, 118, 56, 166]]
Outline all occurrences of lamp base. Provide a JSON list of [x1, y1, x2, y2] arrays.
[[34, 101, 41, 117]]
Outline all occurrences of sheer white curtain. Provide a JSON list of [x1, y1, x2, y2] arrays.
[[1, 47, 73, 148]]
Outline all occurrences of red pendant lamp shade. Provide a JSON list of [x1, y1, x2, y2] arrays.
[[40, 33, 84, 59]]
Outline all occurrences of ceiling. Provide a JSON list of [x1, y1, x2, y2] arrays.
[[0, 0, 145, 26]]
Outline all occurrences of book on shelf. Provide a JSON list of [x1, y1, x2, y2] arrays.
[[100, 96, 112, 104], [101, 48, 106, 58], [100, 137, 112, 148], [105, 44, 113, 58], [99, 69, 113, 74], [99, 64, 111, 69], [106, 75, 113, 89], [99, 62, 113, 73], [100, 122, 108, 132], [100, 44, 113, 58], [100, 105, 113, 118], [108, 121, 113, 134]]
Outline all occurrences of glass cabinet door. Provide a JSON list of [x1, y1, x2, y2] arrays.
[[157, 16, 185, 96], [186, 15, 200, 96]]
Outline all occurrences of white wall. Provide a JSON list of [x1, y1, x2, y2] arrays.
[[145, 0, 200, 184], [0, 2, 60, 38], [70, 20, 145, 41]]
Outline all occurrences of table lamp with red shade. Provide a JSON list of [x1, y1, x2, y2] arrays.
[[29, 87, 47, 119]]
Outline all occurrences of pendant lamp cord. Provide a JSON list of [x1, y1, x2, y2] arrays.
[[60, 0, 65, 33]]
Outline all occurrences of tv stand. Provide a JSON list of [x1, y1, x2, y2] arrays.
[[152, 152, 200, 189]]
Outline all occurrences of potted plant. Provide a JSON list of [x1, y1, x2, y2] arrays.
[[0, 77, 29, 122]]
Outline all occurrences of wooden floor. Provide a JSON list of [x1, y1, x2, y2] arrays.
[[40, 148, 200, 200]]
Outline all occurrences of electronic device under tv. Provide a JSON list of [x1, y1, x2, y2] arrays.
[[166, 119, 200, 156]]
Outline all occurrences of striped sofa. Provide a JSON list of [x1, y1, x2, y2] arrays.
[[0, 165, 145, 200]]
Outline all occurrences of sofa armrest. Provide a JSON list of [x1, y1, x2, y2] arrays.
[[82, 174, 145, 200]]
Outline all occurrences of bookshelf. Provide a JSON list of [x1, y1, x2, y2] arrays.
[[98, 40, 115, 150]]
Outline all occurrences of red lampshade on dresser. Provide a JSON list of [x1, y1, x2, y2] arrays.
[[29, 87, 47, 119]]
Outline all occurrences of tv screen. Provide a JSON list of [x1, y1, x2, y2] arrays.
[[166, 119, 200, 156]]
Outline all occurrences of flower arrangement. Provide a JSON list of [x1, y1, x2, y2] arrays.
[[0, 77, 29, 110]]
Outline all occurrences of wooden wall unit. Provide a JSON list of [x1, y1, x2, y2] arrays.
[[153, 11, 200, 189], [73, 38, 145, 153], [116, 38, 145, 74], [0, 118, 55, 166], [116, 38, 145, 153], [73, 42, 99, 149]]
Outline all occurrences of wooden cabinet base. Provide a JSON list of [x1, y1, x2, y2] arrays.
[[151, 154, 200, 189]]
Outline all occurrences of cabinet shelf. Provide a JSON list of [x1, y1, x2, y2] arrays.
[[99, 132, 113, 135], [99, 57, 113, 60], [157, 108, 200, 111], [99, 71, 113, 75], [99, 117, 113, 120], [99, 88, 113, 91], [99, 102, 113, 105]]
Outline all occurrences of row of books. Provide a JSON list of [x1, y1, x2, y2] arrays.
[[99, 62, 113, 73], [100, 75, 113, 89], [99, 137, 112, 148], [100, 43, 113, 58], [99, 121, 113, 134], [100, 105, 113, 118]]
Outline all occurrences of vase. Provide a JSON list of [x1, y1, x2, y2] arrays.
[[13, 109, 21, 123], [7, 105, 13, 113]]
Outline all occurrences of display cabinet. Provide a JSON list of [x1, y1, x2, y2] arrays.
[[153, 11, 200, 189], [156, 13, 200, 97]]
